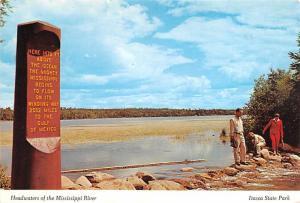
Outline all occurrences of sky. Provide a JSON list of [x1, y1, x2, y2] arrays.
[[0, 0, 300, 109]]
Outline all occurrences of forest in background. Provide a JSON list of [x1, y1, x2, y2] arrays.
[[0, 108, 234, 121], [246, 34, 300, 147]]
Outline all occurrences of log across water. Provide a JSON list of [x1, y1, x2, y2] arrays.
[[61, 159, 206, 174]]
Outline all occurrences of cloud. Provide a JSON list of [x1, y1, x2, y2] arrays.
[[79, 74, 110, 85], [156, 0, 300, 29], [155, 16, 296, 80], [113, 42, 194, 78]]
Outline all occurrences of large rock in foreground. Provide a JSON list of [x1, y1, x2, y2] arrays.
[[235, 164, 256, 171], [148, 180, 185, 190], [75, 176, 92, 188], [61, 176, 80, 189], [126, 176, 148, 190], [96, 179, 135, 190], [135, 171, 156, 184], [270, 155, 282, 162], [289, 154, 300, 167], [253, 157, 268, 166], [148, 181, 166, 190], [171, 178, 207, 190], [260, 149, 270, 160], [224, 167, 239, 176], [85, 172, 115, 183]]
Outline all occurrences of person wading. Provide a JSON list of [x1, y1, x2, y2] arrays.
[[230, 108, 247, 166], [263, 113, 284, 155]]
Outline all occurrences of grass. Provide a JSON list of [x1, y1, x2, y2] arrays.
[[0, 119, 229, 146]]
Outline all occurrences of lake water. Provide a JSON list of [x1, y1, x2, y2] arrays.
[[0, 115, 232, 132], [0, 116, 233, 179]]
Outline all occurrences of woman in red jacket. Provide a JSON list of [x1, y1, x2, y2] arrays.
[[263, 113, 284, 155]]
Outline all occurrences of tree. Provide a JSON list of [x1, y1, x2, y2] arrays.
[[286, 33, 300, 145], [246, 33, 300, 147], [0, 0, 12, 43]]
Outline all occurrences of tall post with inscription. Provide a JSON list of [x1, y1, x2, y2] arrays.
[[11, 21, 61, 189]]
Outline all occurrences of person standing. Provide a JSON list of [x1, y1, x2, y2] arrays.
[[230, 108, 247, 165], [263, 113, 284, 155]]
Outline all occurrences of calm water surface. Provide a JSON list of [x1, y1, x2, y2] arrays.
[[0, 116, 233, 179], [0, 115, 232, 132]]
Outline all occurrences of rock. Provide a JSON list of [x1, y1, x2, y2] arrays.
[[225, 180, 246, 187], [235, 164, 256, 171], [260, 149, 270, 160], [148, 180, 185, 190], [238, 177, 253, 183], [209, 181, 224, 188], [193, 173, 213, 180], [148, 181, 166, 190], [289, 154, 300, 167], [180, 167, 194, 172], [253, 157, 268, 166], [281, 156, 290, 163], [207, 170, 224, 179], [96, 179, 135, 190], [85, 172, 114, 183], [279, 143, 300, 154], [126, 176, 147, 190], [61, 176, 80, 189], [75, 176, 92, 188], [171, 178, 206, 190], [270, 155, 282, 162], [224, 167, 239, 176], [239, 171, 260, 179], [135, 171, 156, 184], [282, 162, 293, 169]]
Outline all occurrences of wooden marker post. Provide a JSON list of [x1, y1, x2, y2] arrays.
[[11, 21, 61, 189]]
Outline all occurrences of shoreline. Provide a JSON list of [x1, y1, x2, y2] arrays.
[[59, 149, 300, 190]]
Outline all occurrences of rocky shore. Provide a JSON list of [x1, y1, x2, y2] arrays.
[[62, 149, 300, 190]]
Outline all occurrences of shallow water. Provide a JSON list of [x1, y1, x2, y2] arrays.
[[0, 131, 233, 179], [0, 115, 232, 132]]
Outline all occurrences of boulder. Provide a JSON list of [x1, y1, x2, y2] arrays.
[[207, 170, 224, 179], [148, 180, 185, 190], [171, 178, 206, 190], [180, 167, 194, 172], [239, 171, 260, 179], [193, 173, 213, 180], [289, 154, 300, 167], [135, 171, 156, 184], [224, 167, 239, 176], [282, 162, 293, 169], [126, 176, 147, 190], [96, 179, 135, 190], [260, 149, 270, 160], [148, 181, 167, 190], [253, 157, 268, 166], [209, 181, 224, 188], [235, 164, 256, 171], [279, 143, 300, 154], [158, 180, 186, 190], [75, 176, 92, 188], [85, 172, 115, 183], [61, 176, 80, 189], [270, 155, 282, 162]]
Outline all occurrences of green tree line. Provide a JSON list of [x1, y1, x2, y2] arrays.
[[0, 108, 234, 121], [246, 33, 300, 147]]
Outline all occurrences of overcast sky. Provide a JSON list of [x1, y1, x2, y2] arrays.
[[0, 0, 299, 109]]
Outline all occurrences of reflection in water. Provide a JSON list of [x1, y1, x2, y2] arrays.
[[0, 133, 233, 179]]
